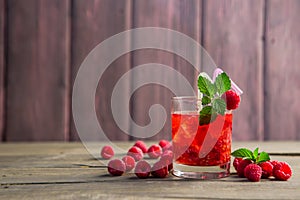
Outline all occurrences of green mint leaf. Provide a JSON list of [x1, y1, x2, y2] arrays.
[[253, 148, 259, 160], [257, 151, 270, 163], [198, 76, 216, 97], [202, 96, 211, 105], [214, 72, 231, 95], [199, 106, 217, 125], [212, 98, 226, 115], [231, 148, 254, 159]]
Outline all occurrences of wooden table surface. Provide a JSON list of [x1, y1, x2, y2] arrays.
[[0, 142, 299, 200]]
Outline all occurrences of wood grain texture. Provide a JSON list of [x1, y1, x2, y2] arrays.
[[203, 0, 264, 140], [6, 0, 71, 141], [0, 142, 300, 200], [0, 0, 5, 141], [264, 0, 300, 140], [1, 177, 300, 200], [70, 0, 132, 141], [131, 0, 201, 140]]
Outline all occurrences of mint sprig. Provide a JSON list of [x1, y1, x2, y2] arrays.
[[199, 106, 217, 125], [215, 72, 231, 95], [212, 98, 226, 115], [197, 72, 231, 125], [198, 76, 216, 98], [231, 147, 270, 163]]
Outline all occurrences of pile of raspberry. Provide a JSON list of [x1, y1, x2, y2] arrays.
[[233, 158, 292, 182], [101, 140, 173, 178]]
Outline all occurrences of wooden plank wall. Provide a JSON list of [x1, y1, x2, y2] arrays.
[[264, 0, 300, 140], [0, 0, 4, 141], [203, 0, 265, 140], [1, 0, 300, 141], [71, 0, 132, 141], [6, 0, 70, 141], [131, 0, 201, 140]]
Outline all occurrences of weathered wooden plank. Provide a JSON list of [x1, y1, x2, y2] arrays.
[[0, 155, 298, 183], [6, 0, 71, 141], [0, 143, 300, 200], [71, 0, 132, 141], [0, 0, 5, 141], [264, 0, 300, 140], [203, 0, 264, 140], [1, 142, 300, 157], [1, 181, 299, 200], [131, 0, 202, 140], [1, 156, 300, 200]]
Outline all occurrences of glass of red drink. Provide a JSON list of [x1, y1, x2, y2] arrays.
[[171, 96, 232, 179]]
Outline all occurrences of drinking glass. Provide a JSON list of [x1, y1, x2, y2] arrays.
[[171, 96, 232, 179]]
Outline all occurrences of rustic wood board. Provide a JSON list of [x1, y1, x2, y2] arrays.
[[0, 155, 298, 183], [0, 143, 300, 199], [0, 157, 299, 200], [5, 0, 71, 141], [264, 0, 300, 140], [203, 0, 265, 140], [1, 141, 300, 156], [131, 0, 201, 140], [0, 0, 5, 141], [70, 0, 132, 141], [1, 172, 299, 200]]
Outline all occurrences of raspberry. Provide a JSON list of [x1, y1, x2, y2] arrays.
[[160, 150, 173, 171], [236, 159, 252, 177], [127, 146, 144, 161], [134, 140, 148, 153], [222, 90, 240, 110], [258, 161, 273, 178], [122, 155, 135, 172], [147, 144, 162, 159], [163, 143, 172, 152], [151, 161, 169, 178], [134, 160, 151, 179], [273, 161, 292, 181], [159, 140, 171, 151], [107, 159, 126, 176], [167, 163, 173, 171], [271, 160, 280, 167], [161, 150, 173, 164], [244, 164, 262, 182], [233, 157, 243, 171], [100, 145, 114, 159]]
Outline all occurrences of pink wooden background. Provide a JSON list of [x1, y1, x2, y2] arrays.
[[0, 0, 299, 141]]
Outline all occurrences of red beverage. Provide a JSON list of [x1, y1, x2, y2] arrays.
[[172, 112, 232, 167]]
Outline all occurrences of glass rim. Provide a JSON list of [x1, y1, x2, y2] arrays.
[[171, 96, 200, 101]]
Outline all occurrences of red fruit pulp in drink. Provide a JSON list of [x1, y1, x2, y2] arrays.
[[172, 112, 232, 166]]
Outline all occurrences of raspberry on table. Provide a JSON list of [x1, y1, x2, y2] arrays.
[[160, 150, 173, 164], [159, 140, 171, 151], [101, 145, 114, 159], [233, 157, 243, 171], [147, 144, 162, 159], [134, 140, 148, 153], [221, 90, 240, 110], [244, 164, 262, 182], [151, 161, 169, 178], [134, 160, 151, 179], [160, 150, 173, 171], [107, 159, 126, 176], [270, 160, 280, 167], [127, 146, 144, 161], [273, 161, 292, 181], [258, 161, 273, 178], [237, 159, 252, 177], [122, 155, 136, 172]]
